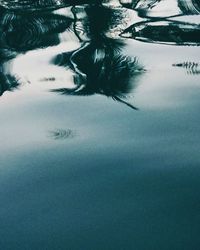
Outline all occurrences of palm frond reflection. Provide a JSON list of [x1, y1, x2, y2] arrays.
[[52, 41, 144, 110], [51, 4, 145, 110], [48, 128, 76, 140]]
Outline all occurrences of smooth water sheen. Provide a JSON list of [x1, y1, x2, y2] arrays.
[[0, 1, 200, 249]]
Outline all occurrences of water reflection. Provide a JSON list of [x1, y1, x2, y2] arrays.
[[120, 0, 200, 16], [173, 61, 200, 75], [0, 0, 199, 102], [178, 0, 200, 15], [0, 8, 73, 95], [0, 2, 200, 250], [121, 20, 200, 45], [0, 73, 19, 96], [121, 0, 200, 46], [0, 11, 73, 52], [0, 0, 107, 11], [0, 0, 72, 11], [120, 0, 161, 12], [52, 5, 144, 109], [48, 128, 76, 140], [53, 44, 143, 109]]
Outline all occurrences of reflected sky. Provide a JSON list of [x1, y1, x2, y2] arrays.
[[0, 1, 200, 250]]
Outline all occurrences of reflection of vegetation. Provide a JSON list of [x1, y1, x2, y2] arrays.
[[0, 9, 73, 96], [0, 73, 19, 96], [173, 62, 200, 75], [121, 20, 200, 46], [0, 12, 73, 52], [48, 129, 76, 140], [52, 42, 143, 110], [120, 0, 200, 15], [0, 0, 102, 11], [120, 0, 200, 47], [120, 0, 161, 11], [0, 0, 70, 11], [52, 4, 144, 110], [1, 0, 198, 105], [178, 0, 200, 15]]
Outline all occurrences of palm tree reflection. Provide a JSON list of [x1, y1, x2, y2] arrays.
[[0, 2, 145, 109], [52, 5, 144, 110], [53, 42, 143, 110], [0, 11, 73, 52], [0, 8, 73, 96]]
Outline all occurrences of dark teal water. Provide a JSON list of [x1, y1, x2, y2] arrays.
[[0, 1, 200, 249]]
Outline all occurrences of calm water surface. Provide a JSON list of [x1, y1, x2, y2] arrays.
[[0, 1, 200, 249]]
